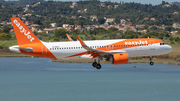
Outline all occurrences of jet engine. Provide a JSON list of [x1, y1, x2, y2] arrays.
[[108, 53, 129, 64]]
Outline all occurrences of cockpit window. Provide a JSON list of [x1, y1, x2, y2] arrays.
[[160, 42, 166, 45]]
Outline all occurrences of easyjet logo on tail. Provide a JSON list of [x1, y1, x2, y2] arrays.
[[13, 19, 34, 42]]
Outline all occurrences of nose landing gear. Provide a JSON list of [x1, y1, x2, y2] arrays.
[[149, 56, 154, 66]]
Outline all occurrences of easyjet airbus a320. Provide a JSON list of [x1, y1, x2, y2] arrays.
[[9, 18, 172, 69]]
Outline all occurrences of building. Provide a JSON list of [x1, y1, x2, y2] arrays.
[[173, 23, 180, 29], [70, 5, 74, 8], [25, 21, 31, 25], [106, 18, 115, 23], [150, 18, 156, 21], [90, 15, 98, 21], [138, 30, 147, 33], [114, 5, 119, 9], [100, 3, 106, 7], [50, 23, 57, 28], [108, 5, 112, 9], [144, 18, 149, 20], [30, 24, 39, 29], [63, 24, 69, 28], [173, 12, 179, 15], [43, 28, 56, 34], [120, 19, 126, 25], [171, 31, 178, 35], [136, 25, 145, 28], [72, 2, 78, 6], [125, 22, 132, 26]]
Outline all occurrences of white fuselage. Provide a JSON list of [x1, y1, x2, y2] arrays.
[[41, 39, 172, 59]]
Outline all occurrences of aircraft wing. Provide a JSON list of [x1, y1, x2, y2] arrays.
[[77, 36, 112, 59], [66, 33, 73, 42]]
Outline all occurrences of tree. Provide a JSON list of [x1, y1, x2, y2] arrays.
[[150, 26, 157, 31], [108, 27, 118, 32], [53, 28, 68, 40], [162, 1, 165, 5], [3, 26, 10, 33], [98, 18, 106, 24], [177, 28, 180, 35], [165, 27, 174, 32], [0, 33, 11, 40], [33, 19, 43, 25]]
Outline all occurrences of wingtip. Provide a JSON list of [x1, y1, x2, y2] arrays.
[[77, 36, 81, 40], [77, 36, 86, 47]]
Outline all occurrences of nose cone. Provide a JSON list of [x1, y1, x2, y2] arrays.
[[166, 45, 173, 53], [9, 45, 20, 53]]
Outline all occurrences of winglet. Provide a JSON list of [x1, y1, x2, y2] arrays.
[[66, 33, 73, 41], [77, 36, 86, 47]]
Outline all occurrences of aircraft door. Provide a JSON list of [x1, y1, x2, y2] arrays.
[[149, 40, 155, 50], [42, 45, 47, 54]]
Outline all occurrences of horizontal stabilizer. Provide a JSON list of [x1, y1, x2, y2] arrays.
[[19, 47, 33, 52]]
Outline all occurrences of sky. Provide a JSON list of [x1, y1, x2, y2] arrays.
[[53, 0, 177, 5], [6, 0, 178, 5], [51, 0, 176, 5]]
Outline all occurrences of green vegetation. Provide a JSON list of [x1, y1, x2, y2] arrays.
[[1, 0, 180, 26]]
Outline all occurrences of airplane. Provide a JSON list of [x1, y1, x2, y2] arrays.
[[9, 18, 173, 69]]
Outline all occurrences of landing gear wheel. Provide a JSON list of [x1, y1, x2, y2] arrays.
[[92, 62, 97, 67], [96, 64, 101, 69], [150, 62, 154, 66]]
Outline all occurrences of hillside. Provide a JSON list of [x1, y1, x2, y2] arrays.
[[1, 0, 180, 26], [173, 1, 180, 6], [0, 0, 45, 6]]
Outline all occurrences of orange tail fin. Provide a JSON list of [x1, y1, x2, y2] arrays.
[[11, 18, 40, 45], [11, 18, 57, 59]]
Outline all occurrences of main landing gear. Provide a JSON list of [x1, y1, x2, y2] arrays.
[[92, 59, 101, 69], [149, 56, 154, 66]]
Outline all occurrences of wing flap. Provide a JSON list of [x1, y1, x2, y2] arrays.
[[77, 36, 112, 59]]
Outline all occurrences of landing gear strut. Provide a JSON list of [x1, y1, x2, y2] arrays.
[[92, 59, 101, 69], [149, 56, 154, 66]]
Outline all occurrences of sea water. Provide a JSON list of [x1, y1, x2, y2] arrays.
[[0, 57, 180, 101]]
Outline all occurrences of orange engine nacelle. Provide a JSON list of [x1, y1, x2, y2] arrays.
[[108, 53, 129, 64]]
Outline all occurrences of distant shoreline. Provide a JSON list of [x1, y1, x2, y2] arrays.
[[0, 52, 179, 65]]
